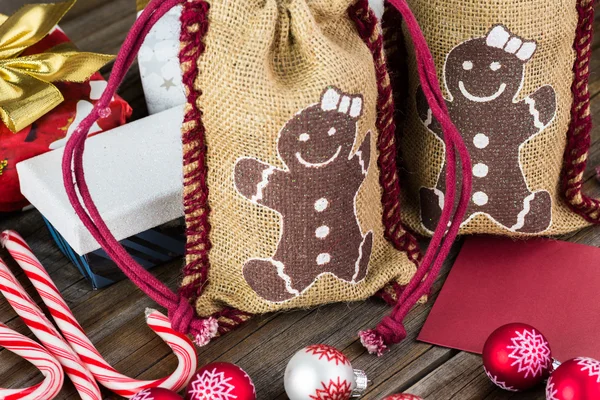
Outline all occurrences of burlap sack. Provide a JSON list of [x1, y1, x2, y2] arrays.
[[64, 0, 466, 352], [396, 0, 597, 236], [177, 0, 421, 324]]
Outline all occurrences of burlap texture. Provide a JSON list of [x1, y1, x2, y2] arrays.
[[182, 0, 416, 317], [400, 0, 591, 237]]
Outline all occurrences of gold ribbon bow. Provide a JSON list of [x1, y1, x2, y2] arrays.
[[0, 0, 115, 133]]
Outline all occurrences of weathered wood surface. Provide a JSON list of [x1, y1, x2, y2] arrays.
[[0, 1, 599, 398]]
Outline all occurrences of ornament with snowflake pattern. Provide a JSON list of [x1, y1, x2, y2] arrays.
[[306, 344, 351, 366], [382, 393, 424, 400], [576, 357, 600, 383], [131, 387, 183, 400], [185, 362, 256, 400], [547, 357, 600, 399], [546, 376, 559, 400], [506, 327, 552, 378], [309, 377, 352, 400], [483, 367, 517, 392], [284, 344, 368, 400], [482, 323, 552, 391]]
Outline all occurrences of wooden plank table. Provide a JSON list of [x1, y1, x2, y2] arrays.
[[1, 1, 599, 398]]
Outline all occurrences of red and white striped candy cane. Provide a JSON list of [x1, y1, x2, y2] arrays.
[[0, 257, 102, 400], [0, 322, 64, 400], [2, 230, 198, 398]]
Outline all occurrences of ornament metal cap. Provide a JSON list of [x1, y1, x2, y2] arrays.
[[552, 358, 562, 372], [352, 369, 368, 396]]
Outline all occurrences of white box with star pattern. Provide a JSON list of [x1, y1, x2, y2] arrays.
[[137, 6, 186, 114]]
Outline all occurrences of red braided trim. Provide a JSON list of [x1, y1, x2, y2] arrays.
[[178, 0, 212, 303], [381, 3, 409, 158], [178, 0, 251, 332], [348, 0, 422, 266], [375, 281, 407, 306], [562, 0, 600, 223]]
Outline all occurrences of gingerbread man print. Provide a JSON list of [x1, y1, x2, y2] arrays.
[[417, 25, 557, 233], [234, 87, 374, 302]]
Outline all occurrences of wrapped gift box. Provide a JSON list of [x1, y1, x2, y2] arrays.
[[0, 27, 132, 212], [137, 3, 186, 114], [44, 218, 184, 289], [371, 0, 384, 19], [17, 106, 185, 288]]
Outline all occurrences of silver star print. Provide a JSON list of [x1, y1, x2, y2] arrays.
[[141, 52, 166, 78], [140, 31, 170, 78], [161, 78, 176, 91], [142, 31, 163, 49]]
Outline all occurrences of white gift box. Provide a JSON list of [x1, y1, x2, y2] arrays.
[[135, 0, 384, 115], [137, 6, 186, 115], [370, 0, 384, 20], [17, 105, 185, 256]]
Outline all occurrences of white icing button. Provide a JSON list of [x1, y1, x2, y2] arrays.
[[473, 163, 489, 178], [314, 198, 329, 212], [463, 61, 473, 70], [328, 127, 336, 136], [299, 133, 310, 142], [317, 253, 331, 265], [473, 133, 489, 149], [315, 225, 330, 239], [473, 191, 489, 206]]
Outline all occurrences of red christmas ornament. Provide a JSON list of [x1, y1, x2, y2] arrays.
[[185, 362, 256, 400], [482, 323, 552, 391], [382, 394, 423, 400], [131, 388, 183, 400], [546, 357, 600, 400]]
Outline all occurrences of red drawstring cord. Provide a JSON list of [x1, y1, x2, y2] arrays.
[[359, 0, 473, 356], [62, 0, 219, 346], [62, 0, 471, 354]]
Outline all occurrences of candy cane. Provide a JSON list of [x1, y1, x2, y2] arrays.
[[1, 230, 198, 398], [0, 322, 64, 400], [0, 257, 102, 400]]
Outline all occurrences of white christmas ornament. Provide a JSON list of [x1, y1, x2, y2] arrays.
[[284, 344, 368, 400]]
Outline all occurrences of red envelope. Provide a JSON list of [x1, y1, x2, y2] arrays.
[[418, 236, 600, 361]]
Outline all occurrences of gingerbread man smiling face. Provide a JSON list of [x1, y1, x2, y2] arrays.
[[277, 89, 363, 172], [445, 25, 536, 106], [417, 25, 557, 234]]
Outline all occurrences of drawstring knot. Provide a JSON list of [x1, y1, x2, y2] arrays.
[[169, 296, 218, 347], [169, 296, 196, 334], [378, 315, 407, 343], [190, 317, 219, 347], [359, 329, 387, 357], [359, 316, 407, 357]]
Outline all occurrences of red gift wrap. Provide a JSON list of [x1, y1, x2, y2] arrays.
[[0, 28, 132, 212]]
